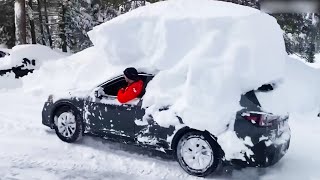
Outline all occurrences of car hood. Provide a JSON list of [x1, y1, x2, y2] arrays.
[[49, 88, 93, 102]]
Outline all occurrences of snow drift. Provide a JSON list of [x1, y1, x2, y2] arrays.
[[0, 45, 67, 90], [257, 56, 320, 115], [88, 0, 287, 136], [0, 45, 66, 70]]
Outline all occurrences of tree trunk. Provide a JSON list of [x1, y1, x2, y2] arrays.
[[28, 0, 36, 44], [43, 0, 52, 47], [15, 0, 27, 44], [60, 2, 67, 52], [36, 0, 45, 45]]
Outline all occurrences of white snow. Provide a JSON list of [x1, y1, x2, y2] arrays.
[[0, 45, 67, 70], [256, 55, 320, 114], [0, 47, 11, 54], [218, 131, 254, 161], [0, 72, 22, 89], [289, 53, 320, 69]]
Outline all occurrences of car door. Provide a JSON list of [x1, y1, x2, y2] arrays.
[[85, 75, 140, 139], [106, 74, 154, 138], [132, 75, 176, 148]]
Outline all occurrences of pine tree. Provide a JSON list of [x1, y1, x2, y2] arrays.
[[27, 0, 36, 44], [0, 0, 15, 48]]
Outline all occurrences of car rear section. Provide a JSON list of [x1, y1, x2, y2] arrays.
[[232, 86, 291, 168]]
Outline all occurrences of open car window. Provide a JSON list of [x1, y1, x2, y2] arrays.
[[102, 76, 127, 96], [99, 74, 154, 98]]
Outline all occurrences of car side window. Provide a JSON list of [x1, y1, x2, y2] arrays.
[[102, 76, 127, 96], [99, 74, 154, 98]]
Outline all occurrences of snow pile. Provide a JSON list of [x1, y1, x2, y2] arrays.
[[257, 55, 320, 115], [289, 54, 320, 69], [0, 47, 11, 54], [0, 45, 67, 70], [22, 47, 127, 95], [0, 72, 22, 89], [89, 0, 287, 137]]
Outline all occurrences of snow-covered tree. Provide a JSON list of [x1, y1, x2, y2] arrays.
[[273, 13, 318, 62]]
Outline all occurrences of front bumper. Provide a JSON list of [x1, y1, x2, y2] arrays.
[[42, 101, 54, 129]]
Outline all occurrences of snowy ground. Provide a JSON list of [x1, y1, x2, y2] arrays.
[[0, 89, 320, 180]]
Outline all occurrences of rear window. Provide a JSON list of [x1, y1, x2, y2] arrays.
[[240, 84, 275, 109]]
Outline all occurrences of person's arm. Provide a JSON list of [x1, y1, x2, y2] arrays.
[[117, 82, 143, 103]]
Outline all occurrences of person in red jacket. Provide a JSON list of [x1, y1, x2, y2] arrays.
[[117, 67, 144, 103]]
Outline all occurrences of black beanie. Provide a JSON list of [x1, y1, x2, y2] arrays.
[[124, 67, 139, 81]]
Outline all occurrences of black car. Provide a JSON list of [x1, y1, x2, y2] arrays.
[[42, 73, 290, 177]]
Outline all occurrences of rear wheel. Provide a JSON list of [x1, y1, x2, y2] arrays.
[[176, 131, 221, 177], [53, 106, 83, 143]]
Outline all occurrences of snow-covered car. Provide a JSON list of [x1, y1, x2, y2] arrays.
[[42, 72, 291, 177], [0, 45, 66, 79], [0, 57, 35, 78]]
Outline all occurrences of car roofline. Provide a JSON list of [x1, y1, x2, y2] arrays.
[[93, 72, 154, 90]]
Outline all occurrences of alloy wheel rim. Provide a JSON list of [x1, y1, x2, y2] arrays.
[[57, 112, 76, 138], [180, 137, 214, 171]]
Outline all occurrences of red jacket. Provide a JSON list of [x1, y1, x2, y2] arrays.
[[117, 80, 144, 103]]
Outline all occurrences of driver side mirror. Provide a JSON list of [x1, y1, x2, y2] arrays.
[[94, 90, 101, 99], [94, 87, 104, 99]]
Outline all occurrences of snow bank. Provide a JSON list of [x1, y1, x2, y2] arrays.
[[0, 47, 11, 54], [290, 54, 320, 69], [0, 72, 22, 89], [22, 47, 125, 95], [89, 0, 287, 137], [0, 45, 67, 70], [257, 56, 320, 115]]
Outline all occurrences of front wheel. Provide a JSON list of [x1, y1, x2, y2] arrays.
[[176, 131, 221, 177], [53, 106, 83, 143]]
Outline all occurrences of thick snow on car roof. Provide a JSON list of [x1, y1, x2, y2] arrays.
[[87, 0, 287, 160]]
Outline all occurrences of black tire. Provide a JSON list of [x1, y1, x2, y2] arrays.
[[53, 105, 83, 143], [176, 131, 221, 177]]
